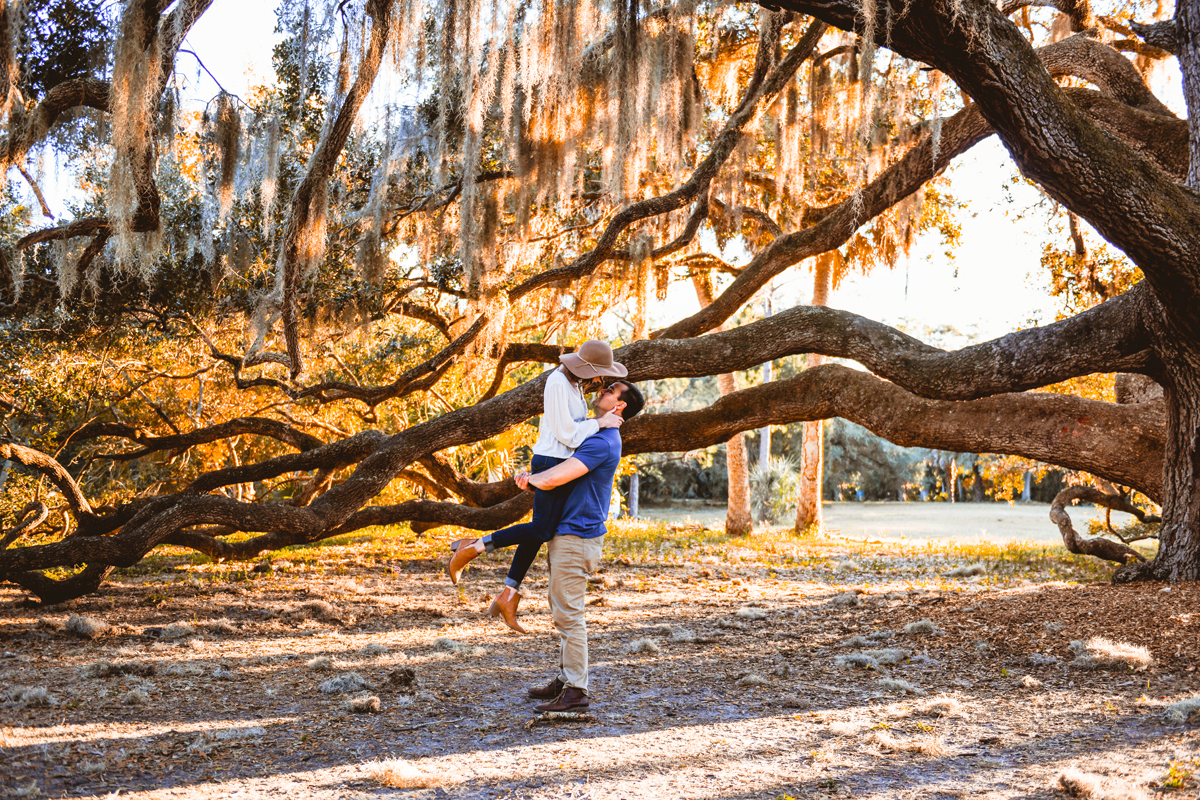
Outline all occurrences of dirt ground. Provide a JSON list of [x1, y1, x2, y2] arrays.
[[1, 522, 1197, 800]]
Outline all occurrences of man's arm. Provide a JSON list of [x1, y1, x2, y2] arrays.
[[516, 457, 590, 490]]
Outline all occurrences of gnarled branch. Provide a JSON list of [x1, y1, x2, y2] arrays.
[[0, 443, 94, 518], [1049, 486, 1150, 564]]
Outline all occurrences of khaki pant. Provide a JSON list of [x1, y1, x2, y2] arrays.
[[546, 534, 604, 691]]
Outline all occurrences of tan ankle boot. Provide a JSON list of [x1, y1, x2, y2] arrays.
[[488, 589, 528, 634], [446, 540, 481, 584]]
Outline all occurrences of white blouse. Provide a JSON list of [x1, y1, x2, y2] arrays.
[[532, 367, 599, 459]]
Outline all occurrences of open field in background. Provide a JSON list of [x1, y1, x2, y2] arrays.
[[0, 512, 1195, 800], [638, 501, 1113, 544]]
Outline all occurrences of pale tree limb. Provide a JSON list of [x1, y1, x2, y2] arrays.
[[279, 0, 395, 379], [16, 164, 54, 219]]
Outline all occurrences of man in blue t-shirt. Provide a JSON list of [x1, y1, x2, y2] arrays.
[[514, 378, 645, 712]]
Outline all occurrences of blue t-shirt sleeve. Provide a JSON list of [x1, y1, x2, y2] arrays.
[[572, 431, 617, 472]]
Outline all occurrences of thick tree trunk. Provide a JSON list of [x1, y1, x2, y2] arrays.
[[795, 254, 832, 534], [1117, 355, 1200, 582], [973, 463, 986, 502], [720, 372, 754, 536], [1178, 0, 1200, 189], [692, 273, 753, 536]]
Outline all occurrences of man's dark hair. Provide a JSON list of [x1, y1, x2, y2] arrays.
[[615, 380, 645, 420]]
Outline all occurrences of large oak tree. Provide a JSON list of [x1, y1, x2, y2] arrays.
[[0, 0, 1194, 602]]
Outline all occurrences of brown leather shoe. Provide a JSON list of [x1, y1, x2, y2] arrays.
[[535, 686, 590, 713], [527, 677, 565, 700], [446, 540, 480, 584], [488, 589, 528, 634]]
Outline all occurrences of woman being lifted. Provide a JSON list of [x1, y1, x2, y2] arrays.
[[445, 340, 627, 632]]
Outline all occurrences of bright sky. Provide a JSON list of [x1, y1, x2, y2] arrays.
[[179, 0, 284, 103], [649, 142, 1061, 346], [145, 3, 1190, 348]]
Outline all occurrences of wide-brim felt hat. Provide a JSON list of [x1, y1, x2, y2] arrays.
[[559, 340, 628, 379]]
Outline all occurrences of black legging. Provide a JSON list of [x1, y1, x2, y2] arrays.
[[482, 454, 573, 589]]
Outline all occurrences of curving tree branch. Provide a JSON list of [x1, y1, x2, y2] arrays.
[[1049, 486, 1151, 564], [658, 30, 1187, 341], [479, 341, 570, 401], [1131, 19, 1178, 55], [0, 78, 110, 175], [0, 502, 49, 549], [0, 442, 94, 518], [654, 99, 994, 339], [1040, 33, 1174, 115]]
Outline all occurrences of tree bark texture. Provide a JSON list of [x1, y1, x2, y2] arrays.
[[719, 371, 755, 536], [693, 273, 753, 536], [1177, 0, 1200, 188], [1117, 349, 1200, 582]]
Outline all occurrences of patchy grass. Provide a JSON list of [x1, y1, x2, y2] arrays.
[[364, 759, 444, 789], [431, 637, 485, 657], [318, 673, 371, 694], [344, 694, 381, 714], [1164, 695, 1200, 724], [903, 618, 941, 635], [1057, 767, 1150, 800], [64, 614, 109, 639], [1069, 637, 1154, 671], [156, 622, 196, 640], [878, 678, 924, 695], [915, 696, 969, 718]]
